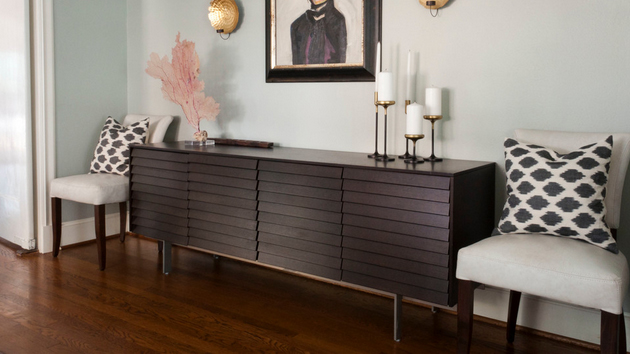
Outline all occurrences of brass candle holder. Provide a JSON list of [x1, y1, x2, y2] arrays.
[[375, 100, 396, 162], [424, 115, 443, 162], [399, 100, 412, 160], [404, 134, 425, 164], [368, 92, 382, 159]]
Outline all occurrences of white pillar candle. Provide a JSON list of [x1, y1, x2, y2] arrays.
[[425, 87, 442, 116], [377, 71, 394, 102], [374, 42, 381, 92], [406, 50, 412, 101], [406, 103, 424, 135]]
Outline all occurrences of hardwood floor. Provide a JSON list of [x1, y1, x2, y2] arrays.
[[0, 236, 599, 354]]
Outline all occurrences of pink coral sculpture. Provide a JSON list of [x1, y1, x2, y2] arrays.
[[146, 33, 220, 134]]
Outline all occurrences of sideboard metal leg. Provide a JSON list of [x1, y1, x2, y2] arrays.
[[394, 294, 402, 342], [162, 241, 172, 274]]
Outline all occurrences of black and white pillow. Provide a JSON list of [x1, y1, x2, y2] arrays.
[[89, 116, 148, 177], [495, 136, 617, 253]]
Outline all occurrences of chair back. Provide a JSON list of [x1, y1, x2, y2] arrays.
[[122, 114, 173, 143], [514, 129, 630, 230]]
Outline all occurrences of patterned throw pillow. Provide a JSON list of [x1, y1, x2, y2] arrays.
[[89, 116, 148, 177], [495, 136, 617, 253]]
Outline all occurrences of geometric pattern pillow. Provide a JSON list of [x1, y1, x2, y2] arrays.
[[89, 116, 148, 177], [494, 136, 617, 253]]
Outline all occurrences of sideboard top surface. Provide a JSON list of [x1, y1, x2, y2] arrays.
[[137, 142, 494, 177]]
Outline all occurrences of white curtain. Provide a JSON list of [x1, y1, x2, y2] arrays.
[[0, 0, 35, 249]]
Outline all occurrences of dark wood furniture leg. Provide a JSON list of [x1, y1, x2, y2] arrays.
[[94, 205, 106, 271], [457, 280, 476, 354], [507, 290, 521, 343], [51, 197, 62, 257], [600, 310, 624, 354], [119, 201, 127, 242], [158, 240, 163, 253]]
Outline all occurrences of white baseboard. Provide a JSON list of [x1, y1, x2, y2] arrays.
[[39, 212, 122, 254], [474, 285, 630, 345]]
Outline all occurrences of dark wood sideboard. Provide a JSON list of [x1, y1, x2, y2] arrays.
[[129, 142, 495, 340]]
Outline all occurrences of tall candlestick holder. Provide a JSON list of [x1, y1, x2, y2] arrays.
[[404, 134, 425, 164], [399, 100, 412, 159], [375, 100, 396, 162], [424, 115, 443, 162], [368, 92, 382, 159]]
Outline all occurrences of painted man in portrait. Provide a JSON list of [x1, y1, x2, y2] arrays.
[[290, 0, 347, 65]]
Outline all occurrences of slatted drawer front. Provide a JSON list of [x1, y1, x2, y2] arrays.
[[343, 168, 450, 190], [341, 168, 452, 305], [130, 148, 189, 245], [187, 157, 258, 260], [256, 161, 343, 280]]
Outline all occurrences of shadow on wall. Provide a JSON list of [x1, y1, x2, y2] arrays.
[[200, 1, 246, 139], [163, 116, 181, 142], [233, 0, 245, 33]]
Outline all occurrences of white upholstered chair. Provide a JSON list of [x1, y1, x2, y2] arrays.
[[51, 114, 173, 270], [456, 129, 630, 354]]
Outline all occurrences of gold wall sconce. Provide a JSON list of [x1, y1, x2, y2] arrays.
[[420, 0, 449, 17], [208, 0, 239, 39]]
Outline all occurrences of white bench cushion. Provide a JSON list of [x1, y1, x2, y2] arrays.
[[456, 233, 629, 314], [50, 174, 129, 205]]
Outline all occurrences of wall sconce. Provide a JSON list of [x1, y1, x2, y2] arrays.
[[420, 0, 449, 17], [208, 0, 239, 40]]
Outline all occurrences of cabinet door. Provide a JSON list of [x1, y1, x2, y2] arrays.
[[341, 168, 452, 305], [187, 154, 259, 260], [256, 160, 343, 280], [130, 148, 189, 245]]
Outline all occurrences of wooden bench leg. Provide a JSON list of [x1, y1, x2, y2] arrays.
[[620, 313, 626, 354], [51, 197, 62, 257], [94, 205, 106, 271], [457, 280, 475, 354], [119, 201, 127, 242], [601, 310, 624, 354], [507, 290, 521, 343]]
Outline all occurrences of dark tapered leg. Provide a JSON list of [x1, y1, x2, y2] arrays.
[[51, 197, 62, 257], [119, 201, 127, 242], [158, 241, 163, 253], [457, 280, 475, 354], [94, 205, 106, 271], [601, 310, 622, 354], [507, 290, 521, 343]]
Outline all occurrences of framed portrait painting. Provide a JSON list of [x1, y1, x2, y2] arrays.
[[266, 0, 382, 83]]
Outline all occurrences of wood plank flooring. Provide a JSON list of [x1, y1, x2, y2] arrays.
[[0, 236, 599, 354]]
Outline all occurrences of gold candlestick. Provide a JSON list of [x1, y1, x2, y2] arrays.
[[424, 115, 443, 162], [404, 134, 425, 164], [399, 100, 413, 159], [368, 92, 382, 159], [375, 100, 396, 162]]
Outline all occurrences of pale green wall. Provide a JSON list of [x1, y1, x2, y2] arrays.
[[125, 0, 630, 343], [54, 0, 127, 221]]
